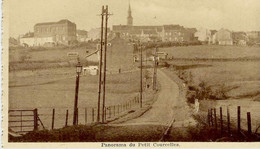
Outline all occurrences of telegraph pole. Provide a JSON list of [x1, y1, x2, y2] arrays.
[[140, 43, 143, 108], [102, 5, 109, 123], [97, 6, 104, 123], [153, 47, 157, 90]]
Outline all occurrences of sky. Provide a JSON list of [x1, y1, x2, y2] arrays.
[[7, 0, 260, 37]]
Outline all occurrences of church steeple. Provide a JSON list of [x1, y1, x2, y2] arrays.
[[127, 2, 133, 26]]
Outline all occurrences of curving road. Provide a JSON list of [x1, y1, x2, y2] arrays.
[[113, 69, 195, 127]]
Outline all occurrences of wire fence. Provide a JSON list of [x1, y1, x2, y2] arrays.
[[9, 95, 142, 133], [206, 106, 259, 138]]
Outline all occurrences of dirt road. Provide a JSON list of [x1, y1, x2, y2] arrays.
[[113, 69, 196, 127]]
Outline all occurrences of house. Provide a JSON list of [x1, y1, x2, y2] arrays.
[[76, 30, 88, 42], [161, 25, 184, 42], [232, 32, 249, 46], [185, 28, 197, 42], [34, 19, 77, 46], [215, 28, 233, 45], [20, 32, 35, 47], [246, 31, 260, 44], [194, 28, 211, 43], [107, 34, 134, 71]]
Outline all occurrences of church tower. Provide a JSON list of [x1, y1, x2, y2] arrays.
[[127, 3, 133, 26]]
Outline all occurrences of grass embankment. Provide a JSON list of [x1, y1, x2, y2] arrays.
[[162, 67, 260, 142], [160, 45, 260, 107], [160, 45, 260, 141], [165, 114, 260, 142]]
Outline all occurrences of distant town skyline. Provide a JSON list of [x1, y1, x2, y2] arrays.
[[8, 0, 260, 37]]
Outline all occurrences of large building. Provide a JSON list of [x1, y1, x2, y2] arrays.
[[34, 19, 77, 46], [162, 25, 196, 42], [112, 4, 196, 42]]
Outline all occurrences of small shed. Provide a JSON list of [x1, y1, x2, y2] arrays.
[[156, 52, 168, 61], [83, 66, 98, 75]]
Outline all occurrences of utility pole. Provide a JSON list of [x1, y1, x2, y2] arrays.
[[153, 47, 157, 90], [97, 6, 104, 123], [73, 62, 82, 125], [140, 43, 143, 108], [102, 5, 109, 123]]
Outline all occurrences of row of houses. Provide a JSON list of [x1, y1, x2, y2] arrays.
[[18, 19, 260, 47], [109, 3, 260, 45], [195, 28, 260, 46], [111, 25, 260, 46], [17, 3, 259, 47]]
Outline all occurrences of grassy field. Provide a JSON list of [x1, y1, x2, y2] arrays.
[[9, 67, 154, 129], [9, 43, 135, 72], [159, 45, 260, 100], [161, 45, 260, 133], [8, 42, 143, 131], [160, 45, 260, 59]]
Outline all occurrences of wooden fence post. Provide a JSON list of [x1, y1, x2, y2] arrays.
[[209, 109, 212, 126], [65, 110, 68, 127], [247, 112, 251, 135], [237, 106, 241, 134], [33, 108, 38, 131], [227, 107, 230, 135], [220, 107, 223, 135], [85, 108, 87, 124], [109, 107, 111, 118], [207, 109, 210, 126], [52, 109, 55, 130], [211, 108, 214, 126], [92, 108, 95, 123], [117, 104, 119, 115], [76, 108, 79, 125], [106, 107, 107, 121], [104, 107, 107, 121], [113, 105, 116, 117], [214, 108, 217, 131]]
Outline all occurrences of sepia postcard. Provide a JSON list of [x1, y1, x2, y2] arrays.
[[1, 0, 260, 148]]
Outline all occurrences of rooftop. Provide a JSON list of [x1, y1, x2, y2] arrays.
[[35, 19, 75, 26]]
